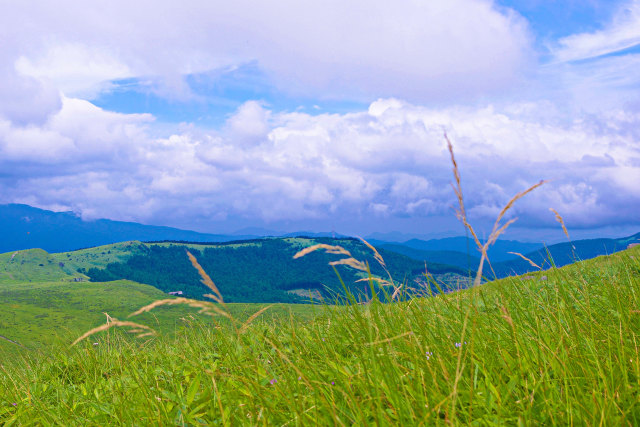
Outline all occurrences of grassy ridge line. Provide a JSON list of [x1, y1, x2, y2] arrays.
[[2, 245, 639, 424]]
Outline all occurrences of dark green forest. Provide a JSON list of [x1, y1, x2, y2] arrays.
[[81, 238, 468, 303]]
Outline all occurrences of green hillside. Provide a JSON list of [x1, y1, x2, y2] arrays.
[[75, 237, 470, 302], [0, 278, 319, 355], [2, 242, 639, 424], [0, 249, 82, 283], [0, 237, 469, 303]]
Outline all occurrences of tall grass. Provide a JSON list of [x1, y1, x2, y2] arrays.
[[2, 246, 640, 424], [2, 137, 640, 424]]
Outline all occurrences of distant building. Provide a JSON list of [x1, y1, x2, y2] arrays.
[[73, 277, 85, 282], [168, 291, 183, 296]]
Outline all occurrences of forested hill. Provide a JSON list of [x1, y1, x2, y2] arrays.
[[79, 238, 470, 303]]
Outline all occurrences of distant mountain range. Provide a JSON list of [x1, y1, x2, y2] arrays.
[[374, 234, 640, 279], [370, 236, 543, 265], [0, 204, 252, 253], [0, 204, 355, 253], [1, 204, 638, 281], [488, 233, 640, 278]]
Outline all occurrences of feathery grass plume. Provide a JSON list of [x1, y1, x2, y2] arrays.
[[186, 250, 225, 304], [329, 257, 368, 271], [356, 272, 404, 300], [239, 304, 275, 334], [128, 297, 231, 319], [357, 236, 403, 299], [550, 208, 571, 241], [446, 132, 547, 286], [294, 243, 368, 271], [293, 243, 352, 259], [358, 236, 387, 270], [508, 251, 542, 270], [294, 242, 383, 301], [72, 319, 156, 346], [355, 276, 392, 285]]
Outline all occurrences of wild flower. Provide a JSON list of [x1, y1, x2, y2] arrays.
[[425, 351, 433, 360], [270, 378, 277, 385]]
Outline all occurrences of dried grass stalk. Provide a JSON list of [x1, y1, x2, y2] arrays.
[[239, 304, 274, 334], [128, 297, 231, 319], [391, 284, 403, 301], [550, 208, 571, 241], [446, 133, 546, 286], [508, 252, 542, 270], [356, 277, 393, 286], [329, 257, 368, 271], [187, 251, 224, 304], [293, 244, 351, 259], [358, 237, 386, 269], [72, 319, 156, 346]]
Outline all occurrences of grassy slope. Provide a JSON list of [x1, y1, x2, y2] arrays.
[[0, 249, 79, 283], [0, 278, 318, 355], [2, 245, 639, 424]]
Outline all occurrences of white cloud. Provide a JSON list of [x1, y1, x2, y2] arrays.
[[0, 0, 533, 103], [1, 98, 639, 233], [551, 0, 640, 62], [15, 43, 132, 99]]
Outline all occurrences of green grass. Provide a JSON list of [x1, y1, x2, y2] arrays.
[[0, 279, 318, 356], [0, 249, 79, 283], [1, 245, 639, 424], [49, 241, 148, 274]]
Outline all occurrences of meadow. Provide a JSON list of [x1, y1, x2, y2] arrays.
[[1, 243, 639, 424]]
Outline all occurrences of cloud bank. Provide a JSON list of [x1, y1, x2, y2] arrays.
[[1, 0, 532, 106], [0, 0, 638, 238], [1, 98, 638, 236]]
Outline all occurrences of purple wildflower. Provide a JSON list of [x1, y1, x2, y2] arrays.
[[270, 378, 277, 385]]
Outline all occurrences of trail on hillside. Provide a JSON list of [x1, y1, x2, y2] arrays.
[[0, 334, 25, 348]]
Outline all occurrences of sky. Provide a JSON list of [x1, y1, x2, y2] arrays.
[[1, 0, 639, 242]]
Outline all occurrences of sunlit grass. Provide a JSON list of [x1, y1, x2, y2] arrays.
[[2, 245, 639, 424]]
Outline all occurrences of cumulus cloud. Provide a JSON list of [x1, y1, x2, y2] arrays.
[[1, 1, 638, 237], [1, 98, 639, 235], [0, 0, 532, 104]]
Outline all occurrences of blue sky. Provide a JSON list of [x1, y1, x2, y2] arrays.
[[1, 0, 639, 242]]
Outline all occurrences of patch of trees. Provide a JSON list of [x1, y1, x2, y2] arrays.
[[81, 238, 467, 303]]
